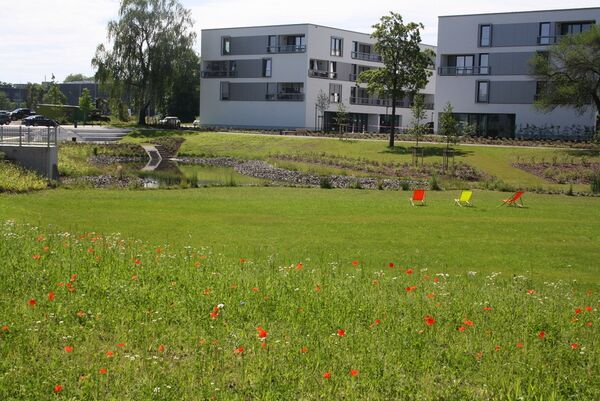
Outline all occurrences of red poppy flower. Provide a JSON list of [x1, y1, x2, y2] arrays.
[[37, 235, 45, 242], [116, 343, 125, 348], [234, 346, 244, 354], [585, 306, 593, 312], [352, 260, 359, 266], [32, 254, 41, 260], [134, 259, 141, 265], [406, 286, 417, 292], [69, 274, 78, 282], [527, 289, 535, 295], [239, 258, 247, 263], [54, 384, 62, 393], [87, 247, 94, 254], [106, 351, 114, 357], [575, 308, 582, 314], [131, 275, 138, 281], [314, 285, 321, 292], [28, 299, 37, 306], [155, 247, 162, 254], [48, 292, 55, 302], [1, 325, 8, 332], [210, 311, 219, 319], [388, 262, 395, 268], [426, 293, 435, 299], [158, 345, 165, 353], [570, 343, 579, 349], [483, 307, 493, 311], [203, 288, 211, 296], [406, 268, 413, 274], [374, 319, 381, 325], [296, 263, 303, 270], [64, 346, 73, 353], [433, 277, 440, 283], [252, 287, 259, 293], [349, 369, 359, 377], [99, 368, 107, 374], [300, 346, 309, 353], [323, 371, 331, 379], [76, 310, 86, 318], [586, 321, 593, 327], [516, 343, 524, 349], [256, 327, 268, 338], [261, 342, 267, 349], [424, 315, 436, 326], [495, 345, 501, 351], [538, 331, 545, 339], [43, 246, 49, 252], [337, 329, 346, 337], [457, 326, 466, 332], [464, 319, 474, 326]]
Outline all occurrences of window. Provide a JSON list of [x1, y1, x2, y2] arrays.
[[331, 37, 343, 57], [479, 25, 491, 47], [476, 81, 489, 103], [456, 55, 474, 75], [539, 22, 551, 45], [220, 81, 230, 100], [535, 81, 547, 99], [262, 58, 272, 77], [329, 83, 342, 103], [222, 37, 231, 55], [560, 22, 593, 35], [479, 54, 489, 75]]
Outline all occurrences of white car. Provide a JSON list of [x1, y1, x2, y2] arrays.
[[158, 116, 181, 128], [192, 119, 200, 128]]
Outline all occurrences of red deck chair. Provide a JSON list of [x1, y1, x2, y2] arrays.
[[410, 189, 426, 206], [499, 191, 524, 207]]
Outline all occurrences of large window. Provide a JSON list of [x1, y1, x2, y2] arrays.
[[329, 83, 342, 103], [479, 25, 491, 47], [331, 37, 343, 57], [262, 58, 272, 77], [222, 36, 231, 55], [479, 54, 489, 75], [455, 55, 474, 75], [476, 81, 489, 103], [220, 81, 230, 100], [539, 22, 551, 44], [560, 22, 593, 35]]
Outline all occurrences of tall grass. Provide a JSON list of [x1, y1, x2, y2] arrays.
[[0, 221, 597, 400], [0, 161, 47, 192]]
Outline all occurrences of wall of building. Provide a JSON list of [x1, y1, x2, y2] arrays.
[[0, 145, 58, 180]]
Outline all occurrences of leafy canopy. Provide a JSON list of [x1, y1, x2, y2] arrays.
[[531, 25, 600, 114]]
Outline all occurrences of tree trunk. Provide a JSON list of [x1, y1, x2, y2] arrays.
[[389, 97, 396, 148], [137, 102, 150, 126]]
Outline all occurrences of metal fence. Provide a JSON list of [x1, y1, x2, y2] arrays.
[[0, 125, 58, 147]]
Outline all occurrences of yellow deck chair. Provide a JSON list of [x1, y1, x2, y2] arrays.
[[454, 190, 473, 207]]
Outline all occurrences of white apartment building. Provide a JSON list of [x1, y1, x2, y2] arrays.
[[200, 24, 436, 132], [435, 8, 600, 139]]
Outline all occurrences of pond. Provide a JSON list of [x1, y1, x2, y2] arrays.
[[133, 161, 266, 188]]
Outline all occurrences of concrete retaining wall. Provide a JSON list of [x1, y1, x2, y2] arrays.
[[0, 145, 58, 180]]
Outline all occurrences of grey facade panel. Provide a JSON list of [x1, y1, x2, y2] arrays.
[[489, 52, 536, 75], [336, 62, 354, 82], [489, 81, 536, 104], [230, 36, 269, 55], [492, 23, 539, 47], [236, 59, 264, 78], [229, 83, 268, 101]]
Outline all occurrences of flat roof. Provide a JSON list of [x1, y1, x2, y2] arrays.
[[440, 7, 600, 18], [202, 23, 435, 47]]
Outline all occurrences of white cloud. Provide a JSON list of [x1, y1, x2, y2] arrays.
[[0, 0, 598, 83]]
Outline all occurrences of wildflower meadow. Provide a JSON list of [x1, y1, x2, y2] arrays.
[[0, 220, 597, 400]]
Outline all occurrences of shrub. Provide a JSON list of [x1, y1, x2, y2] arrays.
[[400, 181, 410, 191], [429, 175, 442, 191], [319, 177, 332, 189], [591, 173, 600, 194]]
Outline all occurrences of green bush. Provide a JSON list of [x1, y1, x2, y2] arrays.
[[319, 177, 332, 189], [591, 173, 600, 194]]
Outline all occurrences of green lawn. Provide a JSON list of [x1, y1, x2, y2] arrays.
[[0, 187, 598, 400], [0, 187, 598, 283], [122, 131, 600, 192]]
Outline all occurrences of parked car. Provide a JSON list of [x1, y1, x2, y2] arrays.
[[192, 119, 201, 128], [0, 111, 11, 125], [158, 116, 181, 128], [22, 115, 58, 127], [10, 108, 35, 121]]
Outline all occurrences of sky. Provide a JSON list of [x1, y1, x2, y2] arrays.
[[0, 0, 599, 83]]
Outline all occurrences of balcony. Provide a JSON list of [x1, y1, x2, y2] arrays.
[[267, 45, 306, 53], [537, 36, 559, 45], [351, 51, 382, 62], [437, 66, 490, 76], [350, 97, 434, 110], [201, 70, 238, 78], [265, 93, 305, 101], [308, 70, 337, 79]]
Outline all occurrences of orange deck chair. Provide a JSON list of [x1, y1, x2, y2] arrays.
[[410, 189, 426, 206], [499, 191, 525, 207]]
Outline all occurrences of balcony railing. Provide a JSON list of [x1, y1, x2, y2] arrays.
[[201, 70, 238, 78], [351, 51, 382, 62], [350, 97, 434, 110], [265, 93, 305, 101], [437, 66, 491, 76], [267, 45, 306, 53], [537, 36, 558, 45], [308, 70, 337, 79]]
